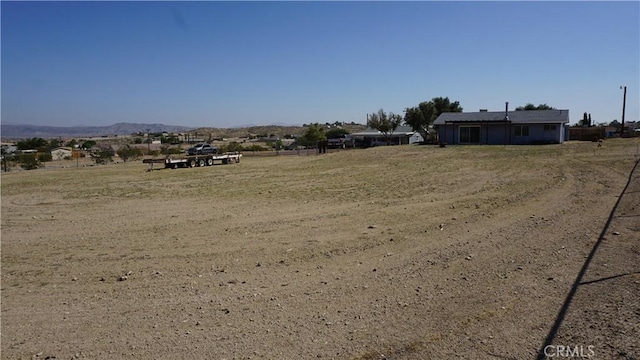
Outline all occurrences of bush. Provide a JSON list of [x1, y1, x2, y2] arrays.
[[245, 144, 268, 152], [15, 153, 41, 170], [227, 142, 244, 152], [159, 145, 183, 155], [81, 140, 97, 150], [117, 145, 143, 162], [94, 150, 113, 164], [37, 153, 52, 162]]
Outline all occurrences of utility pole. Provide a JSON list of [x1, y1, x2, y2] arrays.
[[620, 86, 627, 138], [147, 128, 151, 155]]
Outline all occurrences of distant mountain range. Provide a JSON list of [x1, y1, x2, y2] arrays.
[[1, 123, 194, 140]]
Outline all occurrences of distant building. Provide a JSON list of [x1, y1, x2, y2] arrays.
[[350, 125, 424, 147], [51, 147, 73, 160], [1, 143, 17, 154], [435, 108, 569, 145]]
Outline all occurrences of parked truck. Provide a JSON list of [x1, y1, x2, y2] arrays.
[[143, 152, 242, 169]]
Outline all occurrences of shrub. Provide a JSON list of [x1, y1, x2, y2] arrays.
[[227, 141, 244, 152], [15, 153, 41, 170], [117, 145, 143, 162], [245, 144, 268, 152]]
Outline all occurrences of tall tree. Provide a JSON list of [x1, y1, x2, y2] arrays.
[[404, 97, 461, 142], [431, 97, 463, 116], [404, 102, 436, 142], [579, 112, 593, 127], [403, 106, 426, 140], [515, 103, 556, 111], [16, 137, 49, 151], [325, 127, 350, 139], [299, 123, 327, 148], [367, 109, 403, 145]]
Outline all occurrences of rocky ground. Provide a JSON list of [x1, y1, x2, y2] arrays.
[[1, 139, 639, 359]]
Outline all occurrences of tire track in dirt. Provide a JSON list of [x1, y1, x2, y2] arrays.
[[348, 155, 633, 360], [536, 158, 640, 360]]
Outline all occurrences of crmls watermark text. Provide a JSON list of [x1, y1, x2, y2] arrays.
[[544, 345, 595, 358]]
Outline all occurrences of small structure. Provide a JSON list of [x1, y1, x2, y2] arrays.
[[434, 105, 569, 145], [351, 125, 424, 147], [1, 143, 17, 153], [51, 147, 73, 161]]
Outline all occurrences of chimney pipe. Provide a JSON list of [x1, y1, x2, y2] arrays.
[[505, 102, 509, 120]]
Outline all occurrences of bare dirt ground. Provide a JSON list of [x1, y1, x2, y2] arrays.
[[2, 139, 639, 360]]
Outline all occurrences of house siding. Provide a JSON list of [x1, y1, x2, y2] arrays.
[[510, 124, 563, 144], [439, 124, 509, 145], [438, 123, 565, 145]]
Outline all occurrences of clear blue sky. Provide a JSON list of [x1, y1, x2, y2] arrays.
[[2, 1, 638, 128]]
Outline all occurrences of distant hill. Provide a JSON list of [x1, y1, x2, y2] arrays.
[[1, 122, 369, 142], [1, 123, 194, 140], [192, 124, 368, 139]]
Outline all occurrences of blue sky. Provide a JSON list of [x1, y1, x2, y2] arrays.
[[2, 1, 638, 128]]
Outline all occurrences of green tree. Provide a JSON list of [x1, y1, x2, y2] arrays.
[[94, 150, 113, 164], [431, 97, 463, 116], [404, 97, 462, 142], [116, 145, 143, 162], [325, 127, 350, 139], [579, 112, 592, 127], [15, 153, 41, 170], [299, 123, 327, 148], [65, 139, 78, 148], [81, 140, 97, 150], [222, 141, 244, 153], [515, 103, 556, 111], [404, 102, 436, 142], [367, 109, 403, 145], [16, 138, 48, 151], [273, 139, 284, 150], [49, 138, 63, 148]]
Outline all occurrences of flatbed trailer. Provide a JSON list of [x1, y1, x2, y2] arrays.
[[161, 152, 242, 169]]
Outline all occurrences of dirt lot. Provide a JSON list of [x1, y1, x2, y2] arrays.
[[2, 139, 639, 359]]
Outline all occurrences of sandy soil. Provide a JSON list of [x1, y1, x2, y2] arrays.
[[1, 139, 639, 359]]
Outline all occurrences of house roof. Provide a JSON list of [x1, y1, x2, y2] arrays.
[[434, 110, 569, 125], [351, 125, 417, 137]]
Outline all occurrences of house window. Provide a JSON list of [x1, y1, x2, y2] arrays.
[[514, 125, 529, 136], [459, 125, 481, 144], [544, 124, 557, 131]]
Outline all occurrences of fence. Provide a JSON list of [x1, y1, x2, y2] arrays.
[[240, 148, 355, 157], [568, 127, 606, 141]]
